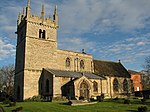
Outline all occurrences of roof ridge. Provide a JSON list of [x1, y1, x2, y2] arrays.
[[93, 59, 119, 64], [57, 49, 92, 56]]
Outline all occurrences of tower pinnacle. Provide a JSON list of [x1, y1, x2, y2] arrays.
[[54, 5, 58, 15], [41, 0, 45, 20], [21, 8, 25, 20], [27, 0, 30, 7], [53, 5, 58, 28], [17, 12, 21, 26], [26, 0, 31, 18]]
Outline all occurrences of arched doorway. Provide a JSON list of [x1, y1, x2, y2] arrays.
[[46, 79, 49, 93], [79, 80, 89, 99]]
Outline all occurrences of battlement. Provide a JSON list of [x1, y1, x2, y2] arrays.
[[17, 0, 58, 28]]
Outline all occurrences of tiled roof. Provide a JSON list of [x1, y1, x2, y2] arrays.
[[45, 69, 105, 79], [93, 60, 130, 78]]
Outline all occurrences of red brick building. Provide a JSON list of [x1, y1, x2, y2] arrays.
[[129, 70, 142, 91]]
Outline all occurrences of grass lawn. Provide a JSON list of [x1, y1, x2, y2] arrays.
[[0, 99, 150, 112]]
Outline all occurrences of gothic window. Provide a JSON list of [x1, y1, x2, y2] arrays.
[[93, 81, 98, 92], [123, 79, 128, 92], [39, 29, 46, 39], [113, 78, 119, 92], [66, 57, 71, 68], [80, 60, 85, 69], [46, 79, 49, 93]]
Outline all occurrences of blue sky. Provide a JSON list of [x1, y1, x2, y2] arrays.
[[0, 0, 150, 71]]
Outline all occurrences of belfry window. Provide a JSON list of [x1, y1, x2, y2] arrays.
[[39, 29, 46, 39], [80, 60, 85, 69], [66, 57, 71, 68]]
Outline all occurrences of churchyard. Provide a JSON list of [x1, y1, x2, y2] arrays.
[[0, 98, 150, 112]]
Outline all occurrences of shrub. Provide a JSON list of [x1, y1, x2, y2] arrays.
[[12, 107, 23, 112], [52, 96, 67, 102], [0, 106, 5, 112], [138, 106, 148, 112], [141, 99, 146, 104], [3, 99, 11, 104], [90, 98, 95, 102], [113, 97, 119, 100], [68, 100, 72, 105], [9, 102, 16, 107], [101, 93, 104, 100], [0, 92, 8, 102], [24, 95, 44, 102], [124, 99, 130, 104], [97, 96, 103, 102], [79, 96, 84, 100]]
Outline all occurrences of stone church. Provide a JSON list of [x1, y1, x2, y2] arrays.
[[14, 0, 131, 101]]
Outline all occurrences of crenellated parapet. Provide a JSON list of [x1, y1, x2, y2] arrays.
[[17, 0, 58, 29]]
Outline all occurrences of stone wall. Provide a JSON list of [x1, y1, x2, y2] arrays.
[[23, 69, 42, 99], [102, 76, 132, 98], [57, 49, 93, 72]]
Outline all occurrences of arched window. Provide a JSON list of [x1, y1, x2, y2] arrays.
[[113, 78, 119, 92], [80, 60, 85, 69], [93, 81, 98, 92], [46, 79, 49, 93], [123, 79, 128, 92], [66, 57, 71, 68]]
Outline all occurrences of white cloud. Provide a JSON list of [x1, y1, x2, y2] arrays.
[[95, 33, 150, 63], [58, 0, 150, 35], [0, 38, 15, 60], [58, 37, 95, 53], [137, 42, 146, 46]]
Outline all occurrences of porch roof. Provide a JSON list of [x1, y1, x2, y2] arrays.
[[45, 68, 106, 80]]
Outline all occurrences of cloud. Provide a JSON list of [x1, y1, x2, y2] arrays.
[[58, 37, 95, 53], [0, 38, 16, 60], [1, 0, 150, 37], [93, 33, 150, 64], [58, 0, 150, 35]]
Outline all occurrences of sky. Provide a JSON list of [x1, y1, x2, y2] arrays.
[[0, 0, 150, 71]]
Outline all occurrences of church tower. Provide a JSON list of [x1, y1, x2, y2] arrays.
[[14, 0, 59, 101]]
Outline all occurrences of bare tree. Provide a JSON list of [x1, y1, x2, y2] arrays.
[[144, 56, 150, 75], [142, 56, 150, 90], [0, 64, 15, 96]]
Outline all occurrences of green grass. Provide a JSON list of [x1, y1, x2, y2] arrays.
[[0, 99, 150, 112]]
